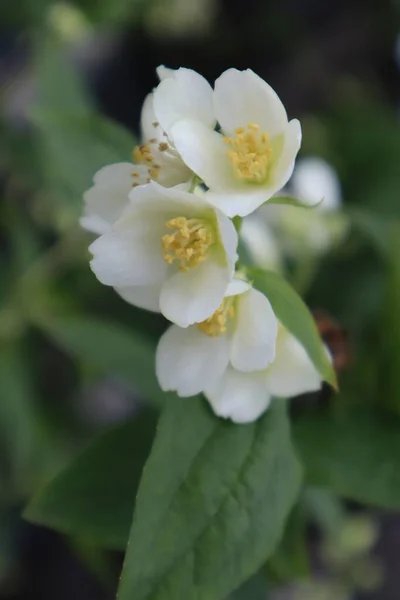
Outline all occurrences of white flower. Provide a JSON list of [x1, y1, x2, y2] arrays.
[[133, 66, 215, 188], [206, 326, 322, 423], [80, 162, 150, 235], [156, 279, 278, 396], [170, 68, 302, 218], [89, 181, 238, 327], [156, 280, 322, 423], [240, 215, 282, 272], [291, 157, 341, 212]]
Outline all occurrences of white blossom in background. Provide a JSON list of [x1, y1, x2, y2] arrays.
[[239, 157, 347, 269], [89, 181, 238, 327], [279, 156, 348, 255], [171, 68, 302, 217], [240, 216, 282, 272], [291, 156, 341, 212], [133, 66, 215, 188], [156, 279, 322, 423]]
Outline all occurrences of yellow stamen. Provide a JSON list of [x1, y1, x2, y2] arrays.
[[223, 122, 272, 183], [198, 299, 235, 337], [162, 217, 214, 271]]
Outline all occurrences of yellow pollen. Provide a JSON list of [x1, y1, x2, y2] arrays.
[[198, 300, 235, 337], [223, 122, 272, 183], [162, 217, 214, 271], [133, 144, 153, 163], [159, 142, 169, 151], [149, 166, 160, 180]]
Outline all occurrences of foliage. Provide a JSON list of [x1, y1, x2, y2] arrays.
[[1, 3, 400, 599]]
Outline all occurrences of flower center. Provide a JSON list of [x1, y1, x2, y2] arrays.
[[132, 142, 161, 185], [162, 217, 214, 271], [198, 298, 235, 337], [223, 123, 272, 183]]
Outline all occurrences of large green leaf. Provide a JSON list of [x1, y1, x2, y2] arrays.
[[118, 397, 301, 600], [24, 409, 158, 549], [250, 269, 337, 389], [228, 572, 269, 599], [267, 504, 309, 583], [293, 407, 400, 509], [37, 315, 165, 406]]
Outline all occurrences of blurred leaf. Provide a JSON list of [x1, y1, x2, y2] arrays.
[[33, 34, 93, 115], [228, 572, 269, 599], [348, 208, 393, 259], [77, 0, 149, 25], [0, 345, 38, 496], [33, 110, 135, 212], [380, 224, 400, 413], [24, 409, 157, 549], [269, 196, 322, 209], [118, 398, 301, 600], [268, 504, 309, 583], [250, 269, 337, 389], [36, 315, 165, 405], [293, 407, 400, 509], [31, 35, 136, 213]]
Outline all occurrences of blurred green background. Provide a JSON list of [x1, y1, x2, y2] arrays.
[[1, 0, 400, 598]]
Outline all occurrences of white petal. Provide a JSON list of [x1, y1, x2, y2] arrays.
[[230, 289, 277, 372], [156, 65, 174, 81], [240, 216, 281, 271], [115, 283, 162, 312], [205, 366, 271, 423], [270, 119, 302, 191], [225, 279, 251, 297], [140, 93, 161, 142], [79, 215, 110, 236], [153, 68, 215, 136], [205, 189, 272, 218], [171, 119, 240, 193], [291, 157, 341, 212], [81, 163, 138, 234], [265, 329, 322, 398], [214, 208, 238, 275], [156, 325, 229, 397], [204, 119, 302, 218], [89, 214, 167, 287], [160, 259, 230, 327], [127, 179, 212, 218], [214, 69, 288, 137]]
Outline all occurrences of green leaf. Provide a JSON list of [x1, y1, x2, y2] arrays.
[[348, 207, 393, 258], [268, 503, 309, 583], [228, 572, 269, 599], [293, 407, 400, 509], [250, 269, 337, 389], [31, 34, 136, 214], [380, 224, 400, 414], [24, 410, 158, 549], [33, 34, 93, 116], [118, 397, 301, 600], [0, 345, 38, 494], [32, 110, 136, 213], [268, 195, 322, 209], [37, 315, 165, 406]]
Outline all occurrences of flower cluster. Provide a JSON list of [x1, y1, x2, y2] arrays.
[[82, 66, 324, 423]]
